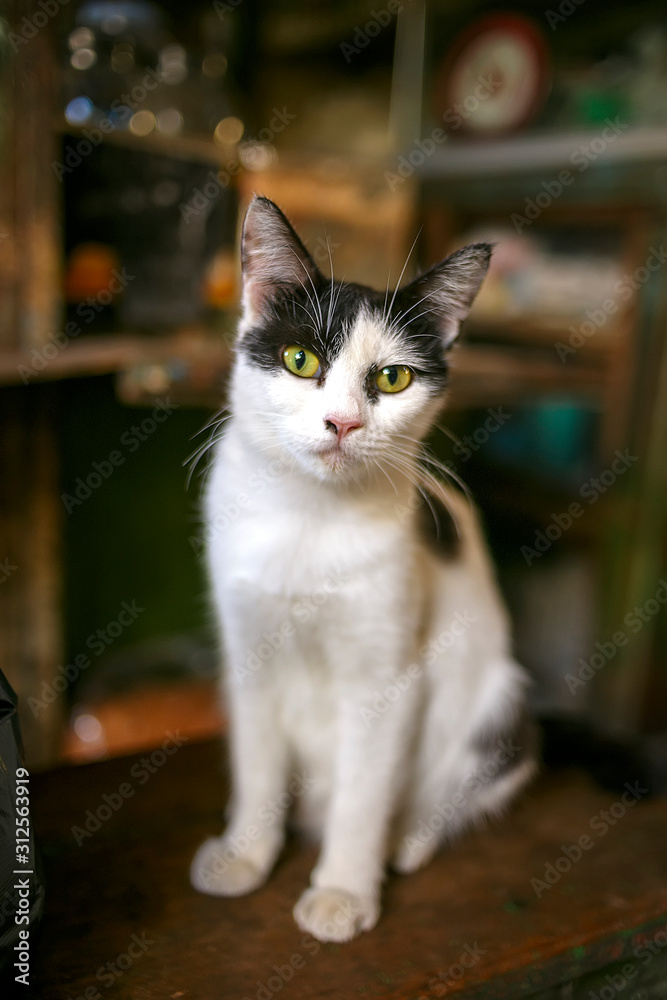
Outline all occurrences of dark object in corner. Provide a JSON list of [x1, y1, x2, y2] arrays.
[[539, 713, 667, 797], [0, 671, 45, 983]]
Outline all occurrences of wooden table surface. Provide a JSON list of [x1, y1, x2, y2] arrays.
[[25, 739, 667, 999]]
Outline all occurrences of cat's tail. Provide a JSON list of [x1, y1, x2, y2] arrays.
[[538, 713, 667, 796]]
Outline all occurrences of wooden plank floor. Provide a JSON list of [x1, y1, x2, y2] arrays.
[[27, 739, 667, 999]]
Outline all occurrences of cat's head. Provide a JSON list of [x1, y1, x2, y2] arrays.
[[232, 195, 490, 484]]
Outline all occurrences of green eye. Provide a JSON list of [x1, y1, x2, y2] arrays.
[[375, 365, 412, 393], [283, 345, 321, 379]]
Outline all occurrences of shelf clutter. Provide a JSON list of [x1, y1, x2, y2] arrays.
[[1, 0, 666, 770]]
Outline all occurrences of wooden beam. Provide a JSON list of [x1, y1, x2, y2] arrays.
[[0, 385, 65, 768]]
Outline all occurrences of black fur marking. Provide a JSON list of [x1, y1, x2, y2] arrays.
[[240, 279, 373, 375], [418, 489, 461, 560], [240, 275, 453, 399], [473, 704, 538, 781], [390, 287, 452, 389]]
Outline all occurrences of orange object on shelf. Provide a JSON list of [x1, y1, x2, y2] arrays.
[[202, 248, 238, 309], [64, 242, 121, 302]]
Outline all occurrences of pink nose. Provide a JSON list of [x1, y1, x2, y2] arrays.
[[324, 415, 363, 442]]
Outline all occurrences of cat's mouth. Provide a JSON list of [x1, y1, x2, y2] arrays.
[[316, 441, 354, 470]]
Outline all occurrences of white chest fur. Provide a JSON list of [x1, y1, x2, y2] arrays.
[[205, 423, 417, 599]]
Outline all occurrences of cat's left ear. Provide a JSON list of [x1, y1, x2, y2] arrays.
[[240, 195, 321, 326], [398, 243, 492, 348]]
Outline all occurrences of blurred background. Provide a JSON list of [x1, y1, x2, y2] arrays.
[[0, 0, 665, 771]]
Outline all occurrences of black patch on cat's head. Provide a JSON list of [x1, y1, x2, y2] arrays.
[[237, 196, 492, 395], [240, 275, 382, 379]]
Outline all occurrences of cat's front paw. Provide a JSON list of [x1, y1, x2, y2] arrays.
[[293, 887, 379, 942], [190, 837, 267, 897]]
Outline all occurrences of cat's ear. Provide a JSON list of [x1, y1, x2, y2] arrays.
[[240, 196, 321, 325], [398, 243, 492, 348]]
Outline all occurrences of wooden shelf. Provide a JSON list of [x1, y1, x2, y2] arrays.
[[466, 314, 628, 354], [419, 127, 667, 179], [0, 328, 233, 396], [0, 331, 605, 411], [448, 343, 605, 410]]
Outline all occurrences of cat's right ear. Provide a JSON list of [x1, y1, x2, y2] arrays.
[[240, 196, 320, 327]]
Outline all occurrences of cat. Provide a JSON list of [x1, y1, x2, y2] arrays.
[[190, 195, 537, 942]]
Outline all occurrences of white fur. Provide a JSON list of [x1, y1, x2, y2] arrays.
[[190, 218, 535, 943]]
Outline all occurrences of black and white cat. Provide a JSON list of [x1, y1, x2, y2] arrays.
[[190, 196, 536, 942]]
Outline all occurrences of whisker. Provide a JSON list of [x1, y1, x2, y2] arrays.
[[380, 453, 439, 528], [287, 246, 324, 333], [391, 304, 439, 339], [386, 227, 422, 319], [372, 455, 402, 497], [390, 287, 438, 330], [184, 432, 227, 488], [325, 231, 336, 334], [190, 407, 230, 439], [430, 422, 463, 449], [382, 264, 393, 322]]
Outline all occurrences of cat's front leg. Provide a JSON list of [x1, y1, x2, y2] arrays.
[[293, 607, 421, 942], [191, 679, 289, 896], [191, 598, 290, 897]]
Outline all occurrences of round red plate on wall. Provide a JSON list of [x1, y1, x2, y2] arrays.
[[433, 13, 551, 134]]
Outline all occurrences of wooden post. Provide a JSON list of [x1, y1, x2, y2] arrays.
[[9, 0, 62, 353], [0, 386, 65, 768], [0, 2, 65, 766]]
